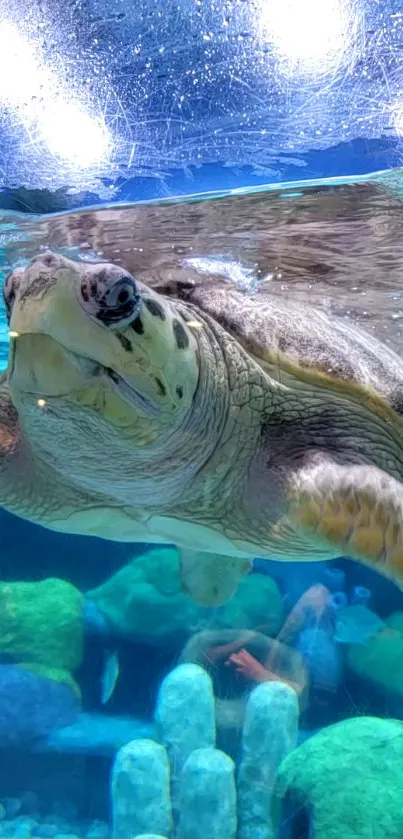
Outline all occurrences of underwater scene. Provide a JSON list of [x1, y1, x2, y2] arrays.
[[1, 174, 403, 838]]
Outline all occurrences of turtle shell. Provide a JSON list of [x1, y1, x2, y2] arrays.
[[157, 274, 403, 423]]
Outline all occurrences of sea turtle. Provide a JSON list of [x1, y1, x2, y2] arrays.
[[2, 250, 403, 605]]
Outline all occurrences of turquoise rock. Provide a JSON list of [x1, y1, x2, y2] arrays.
[[274, 716, 403, 839], [2, 798, 21, 819], [177, 748, 236, 839], [111, 739, 172, 839], [85, 820, 109, 839], [155, 663, 215, 813], [238, 682, 299, 839], [32, 826, 59, 838], [88, 547, 283, 646]]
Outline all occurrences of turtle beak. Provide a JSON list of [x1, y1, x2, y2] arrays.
[[106, 368, 161, 416]]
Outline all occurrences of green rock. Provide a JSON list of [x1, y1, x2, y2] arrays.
[[347, 611, 403, 696], [274, 717, 403, 839], [89, 547, 283, 646], [0, 578, 84, 688]]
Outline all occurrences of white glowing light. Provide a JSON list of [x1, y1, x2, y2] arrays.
[[0, 22, 43, 104], [258, 0, 353, 72], [0, 21, 111, 168], [40, 100, 110, 168], [394, 106, 403, 136], [37, 398, 47, 408], [187, 320, 204, 329]]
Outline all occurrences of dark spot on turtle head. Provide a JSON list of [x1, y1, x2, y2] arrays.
[[144, 297, 166, 320], [19, 273, 58, 306], [116, 332, 133, 352], [176, 385, 183, 399], [90, 280, 97, 298], [131, 317, 144, 335], [173, 318, 189, 350], [81, 284, 89, 303], [155, 377, 166, 396]]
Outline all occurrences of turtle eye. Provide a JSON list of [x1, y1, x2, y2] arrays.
[[80, 270, 141, 327]]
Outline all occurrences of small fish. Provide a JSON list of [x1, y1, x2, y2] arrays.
[[334, 604, 385, 645], [101, 650, 120, 705]]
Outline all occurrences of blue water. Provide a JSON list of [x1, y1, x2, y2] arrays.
[[1, 167, 403, 838], [1, 0, 403, 830]]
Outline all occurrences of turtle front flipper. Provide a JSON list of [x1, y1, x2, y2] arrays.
[[287, 460, 403, 584], [179, 549, 252, 606], [0, 374, 19, 460]]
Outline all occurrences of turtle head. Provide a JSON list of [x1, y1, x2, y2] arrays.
[[3, 252, 200, 484]]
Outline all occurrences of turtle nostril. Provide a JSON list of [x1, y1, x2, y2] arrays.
[[31, 252, 62, 269], [42, 254, 58, 268]]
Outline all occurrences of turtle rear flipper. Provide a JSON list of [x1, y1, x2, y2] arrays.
[[179, 549, 252, 606], [287, 459, 403, 582]]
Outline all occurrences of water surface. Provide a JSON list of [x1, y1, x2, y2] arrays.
[[2, 170, 403, 362]]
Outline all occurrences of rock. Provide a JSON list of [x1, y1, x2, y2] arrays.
[[177, 748, 236, 839], [88, 547, 283, 646], [53, 835, 80, 839], [155, 663, 215, 760], [0, 578, 84, 691], [2, 798, 21, 819], [82, 599, 111, 641], [43, 819, 73, 835], [32, 825, 59, 837], [20, 793, 40, 815], [238, 682, 299, 839], [10, 815, 37, 838], [0, 822, 21, 838], [155, 664, 215, 810], [8, 816, 37, 830], [347, 611, 403, 697], [274, 716, 403, 838], [111, 739, 172, 839], [296, 626, 343, 693], [36, 712, 157, 757], [85, 820, 108, 839], [0, 665, 80, 748], [49, 803, 77, 822]]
